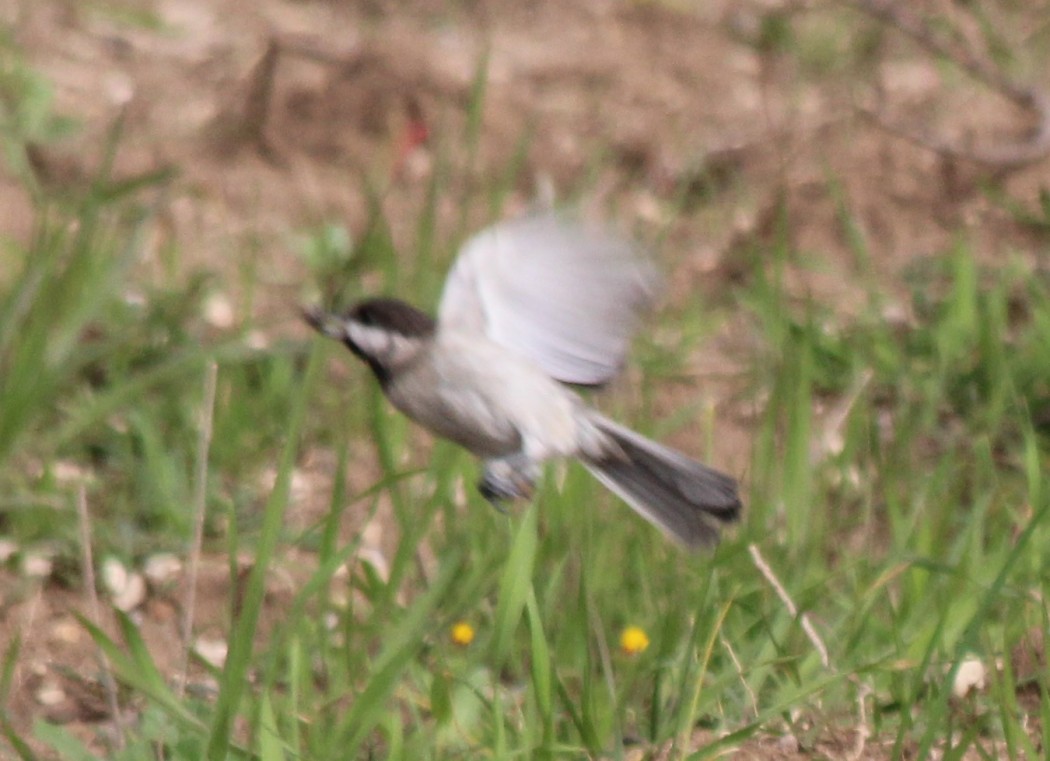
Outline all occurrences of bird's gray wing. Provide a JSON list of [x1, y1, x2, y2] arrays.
[[438, 213, 660, 385]]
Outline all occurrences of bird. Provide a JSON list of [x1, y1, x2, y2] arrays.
[[303, 212, 741, 548]]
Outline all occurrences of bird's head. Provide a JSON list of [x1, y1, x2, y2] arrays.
[[303, 298, 436, 385]]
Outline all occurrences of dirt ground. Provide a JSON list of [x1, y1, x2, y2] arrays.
[[2, 0, 1049, 757]]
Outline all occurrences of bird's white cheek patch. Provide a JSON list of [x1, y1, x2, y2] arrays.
[[347, 323, 392, 356], [346, 323, 417, 365]]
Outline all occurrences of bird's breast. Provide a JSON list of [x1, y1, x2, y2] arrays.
[[384, 333, 583, 460]]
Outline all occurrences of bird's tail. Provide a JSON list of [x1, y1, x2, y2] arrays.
[[582, 416, 741, 549]]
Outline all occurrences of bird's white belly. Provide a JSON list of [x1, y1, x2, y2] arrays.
[[386, 332, 582, 460]]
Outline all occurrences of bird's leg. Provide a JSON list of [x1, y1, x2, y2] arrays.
[[478, 454, 539, 509]]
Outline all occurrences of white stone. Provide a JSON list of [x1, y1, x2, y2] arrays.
[[952, 656, 986, 698], [143, 552, 183, 585]]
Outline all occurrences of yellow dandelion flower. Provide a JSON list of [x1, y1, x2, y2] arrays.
[[620, 625, 650, 655], [450, 621, 475, 647]]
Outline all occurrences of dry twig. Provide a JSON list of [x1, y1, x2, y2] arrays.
[[720, 632, 760, 719], [749, 542, 877, 758], [846, 0, 1050, 170], [848, 680, 873, 761], [76, 486, 125, 748], [179, 361, 218, 697], [748, 543, 831, 669]]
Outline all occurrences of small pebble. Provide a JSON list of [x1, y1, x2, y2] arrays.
[[952, 656, 986, 698], [143, 552, 183, 585], [35, 682, 66, 707], [193, 637, 228, 668]]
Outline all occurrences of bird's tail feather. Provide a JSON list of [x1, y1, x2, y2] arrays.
[[582, 416, 741, 549]]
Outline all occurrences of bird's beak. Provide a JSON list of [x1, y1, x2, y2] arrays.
[[301, 305, 346, 340]]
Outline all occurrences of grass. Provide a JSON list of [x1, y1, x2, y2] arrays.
[[3, 20, 1050, 761]]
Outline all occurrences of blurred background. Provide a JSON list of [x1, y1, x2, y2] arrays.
[[2, 1, 1050, 758]]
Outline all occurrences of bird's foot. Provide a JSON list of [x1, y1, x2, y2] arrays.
[[478, 458, 535, 509]]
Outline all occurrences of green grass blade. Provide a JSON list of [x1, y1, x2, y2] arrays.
[[76, 612, 205, 731], [29, 724, 93, 761], [342, 549, 465, 755], [491, 502, 538, 665], [525, 584, 553, 748], [257, 691, 284, 761], [204, 342, 324, 760]]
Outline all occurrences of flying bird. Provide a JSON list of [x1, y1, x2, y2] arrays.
[[304, 213, 741, 548]]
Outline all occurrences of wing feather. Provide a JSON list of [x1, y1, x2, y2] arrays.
[[438, 213, 659, 385]]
